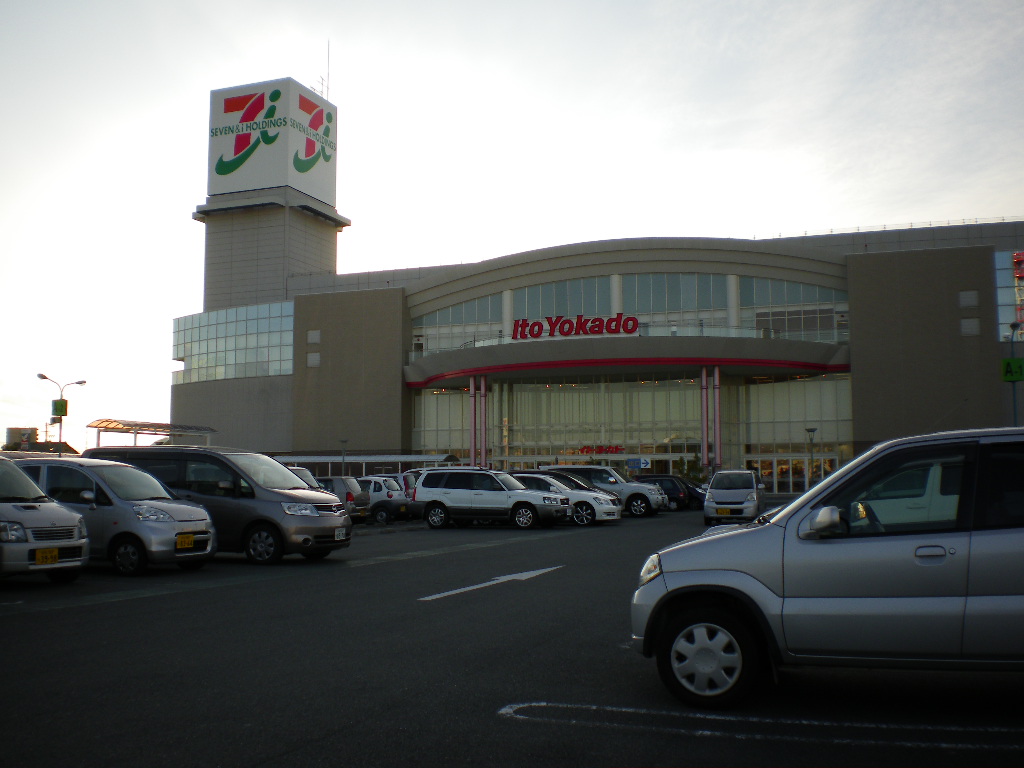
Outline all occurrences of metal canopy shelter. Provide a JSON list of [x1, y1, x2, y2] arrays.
[[87, 419, 217, 446]]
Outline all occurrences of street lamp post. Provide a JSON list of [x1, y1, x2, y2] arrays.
[[37, 373, 86, 457], [805, 427, 818, 489], [339, 439, 348, 476]]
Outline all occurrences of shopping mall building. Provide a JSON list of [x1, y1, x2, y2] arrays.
[[167, 78, 1024, 493]]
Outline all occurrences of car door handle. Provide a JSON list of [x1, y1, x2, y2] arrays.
[[914, 545, 947, 558]]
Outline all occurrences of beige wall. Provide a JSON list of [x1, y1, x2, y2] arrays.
[[291, 288, 412, 454], [170, 375, 294, 451], [847, 245, 1004, 451]]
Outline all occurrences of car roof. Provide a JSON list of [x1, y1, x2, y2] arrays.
[[13, 456, 132, 469]]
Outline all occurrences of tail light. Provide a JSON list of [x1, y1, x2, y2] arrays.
[[346, 491, 354, 503], [387, 491, 394, 499]]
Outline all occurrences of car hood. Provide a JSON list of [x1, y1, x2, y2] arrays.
[[0, 499, 83, 526], [707, 488, 754, 502], [134, 499, 211, 522]]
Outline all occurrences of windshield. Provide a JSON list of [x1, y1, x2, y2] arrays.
[[0, 460, 48, 502], [495, 472, 526, 491], [607, 468, 629, 484], [710, 472, 755, 490], [550, 472, 599, 491], [93, 465, 173, 501], [231, 453, 316, 490], [287, 466, 320, 488]]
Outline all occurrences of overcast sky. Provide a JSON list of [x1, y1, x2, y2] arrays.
[[2, 0, 1022, 450]]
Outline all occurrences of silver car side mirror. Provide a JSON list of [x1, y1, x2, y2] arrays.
[[800, 506, 844, 539]]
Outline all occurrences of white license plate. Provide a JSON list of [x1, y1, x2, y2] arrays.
[[335, 528, 347, 540]]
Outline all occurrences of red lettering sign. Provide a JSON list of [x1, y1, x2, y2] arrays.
[[511, 313, 640, 340]]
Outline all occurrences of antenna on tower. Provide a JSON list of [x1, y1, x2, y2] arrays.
[[314, 40, 331, 99]]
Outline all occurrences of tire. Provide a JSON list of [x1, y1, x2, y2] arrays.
[[244, 524, 284, 564], [572, 502, 596, 526], [655, 606, 763, 708], [46, 568, 81, 584], [373, 506, 391, 525], [111, 536, 148, 576], [511, 504, 537, 529], [425, 504, 449, 529], [301, 549, 332, 561], [178, 560, 206, 571], [627, 495, 651, 518]]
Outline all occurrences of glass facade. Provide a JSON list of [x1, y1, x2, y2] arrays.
[[411, 373, 852, 490], [172, 302, 294, 384]]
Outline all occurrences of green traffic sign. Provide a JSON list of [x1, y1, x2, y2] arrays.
[[52, 398, 68, 417], [1003, 358, 1024, 382]]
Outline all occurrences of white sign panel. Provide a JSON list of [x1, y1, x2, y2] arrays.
[[207, 78, 338, 206]]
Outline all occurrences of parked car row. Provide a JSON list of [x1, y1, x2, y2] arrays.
[[75, 446, 353, 567]]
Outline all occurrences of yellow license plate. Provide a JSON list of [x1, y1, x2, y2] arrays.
[[35, 548, 59, 565], [716, 509, 732, 516], [177, 534, 195, 549], [398, 505, 406, 512]]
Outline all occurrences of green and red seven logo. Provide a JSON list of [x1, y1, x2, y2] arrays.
[[293, 94, 333, 173], [213, 89, 283, 176]]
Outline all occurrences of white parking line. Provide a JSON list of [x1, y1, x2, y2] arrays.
[[497, 702, 1024, 751]]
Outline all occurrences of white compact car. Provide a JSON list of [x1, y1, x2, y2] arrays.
[[511, 472, 621, 526]]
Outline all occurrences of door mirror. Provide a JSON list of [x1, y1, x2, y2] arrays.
[[79, 489, 95, 504], [800, 506, 845, 539]]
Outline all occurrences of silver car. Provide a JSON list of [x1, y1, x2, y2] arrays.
[[632, 427, 1024, 708], [703, 469, 765, 525], [0, 457, 89, 582], [16, 457, 216, 576]]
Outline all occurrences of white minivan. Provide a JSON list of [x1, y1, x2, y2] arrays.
[[0, 456, 89, 583]]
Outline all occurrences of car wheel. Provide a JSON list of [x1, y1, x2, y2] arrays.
[[572, 502, 596, 526], [373, 506, 391, 525], [46, 568, 81, 584], [511, 504, 537, 529], [627, 495, 651, 518], [178, 560, 206, 571], [425, 504, 449, 529], [301, 549, 332, 561], [111, 536, 148, 576], [656, 606, 762, 708], [245, 525, 284, 564]]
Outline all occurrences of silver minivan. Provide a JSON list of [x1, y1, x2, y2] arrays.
[[632, 427, 1024, 708], [82, 446, 352, 564], [16, 457, 216, 576], [0, 456, 89, 582]]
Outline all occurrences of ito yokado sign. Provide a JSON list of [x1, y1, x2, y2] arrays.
[[207, 78, 338, 206]]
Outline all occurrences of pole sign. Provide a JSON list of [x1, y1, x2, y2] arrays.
[[1002, 358, 1024, 382], [208, 78, 338, 206], [51, 399, 68, 417]]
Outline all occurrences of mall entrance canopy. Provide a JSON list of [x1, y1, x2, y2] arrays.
[[87, 419, 217, 446]]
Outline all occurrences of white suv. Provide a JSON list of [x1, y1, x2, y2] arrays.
[[413, 468, 569, 529]]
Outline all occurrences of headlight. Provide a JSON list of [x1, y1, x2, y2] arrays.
[[282, 502, 319, 516], [746, 491, 757, 502], [638, 553, 663, 586], [595, 496, 614, 506], [133, 505, 174, 521], [0, 521, 27, 542], [542, 496, 559, 505]]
